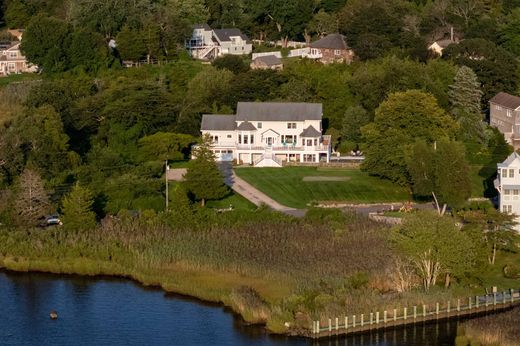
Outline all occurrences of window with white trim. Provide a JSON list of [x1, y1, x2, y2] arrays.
[[507, 109, 512, 117], [257, 122, 262, 129], [334, 49, 341, 55], [287, 122, 296, 129], [496, 105, 502, 111], [510, 169, 515, 178], [227, 134, 232, 138], [503, 205, 512, 213], [9, 51, 17, 58]]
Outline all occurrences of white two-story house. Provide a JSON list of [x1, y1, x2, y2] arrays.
[[186, 25, 252, 60], [495, 152, 520, 231], [200, 102, 331, 167]]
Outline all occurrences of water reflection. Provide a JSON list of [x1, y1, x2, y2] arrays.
[[1, 271, 460, 346]]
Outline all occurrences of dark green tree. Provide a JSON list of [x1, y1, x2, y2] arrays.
[[498, 8, 520, 56], [212, 55, 250, 74], [183, 135, 228, 206], [62, 183, 96, 231], [21, 15, 71, 72], [341, 106, 369, 143], [362, 90, 458, 184], [442, 39, 519, 105], [67, 29, 108, 71]]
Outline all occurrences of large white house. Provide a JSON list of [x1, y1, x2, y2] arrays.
[[495, 152, 520, 231], [186, 24, 252, 60], [200, 102, 331, 167]]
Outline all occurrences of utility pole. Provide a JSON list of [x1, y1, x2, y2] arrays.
[[165, 160, 169, 210]]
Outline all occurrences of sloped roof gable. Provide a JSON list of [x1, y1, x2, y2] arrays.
[[201, 114, 236, 131], [300, 125, 322, 137], [490, 92, 520, 110], [213, 29, 249, 42], [236, 121, 257, 131], [309, 33, 349, 50], [498, 152, 520, 168]]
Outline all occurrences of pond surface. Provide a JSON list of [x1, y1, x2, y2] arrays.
[[0, 271, 460, 345]]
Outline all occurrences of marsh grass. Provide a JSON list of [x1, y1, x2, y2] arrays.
[[459, 307, 520, 346]]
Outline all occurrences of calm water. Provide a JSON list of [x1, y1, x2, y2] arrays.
[[0, 271, 460, 346]]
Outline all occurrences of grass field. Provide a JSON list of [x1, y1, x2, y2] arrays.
[[235, 167, 410, 208]]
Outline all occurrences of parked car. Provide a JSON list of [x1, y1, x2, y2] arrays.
[[40, 214, 63, 227]]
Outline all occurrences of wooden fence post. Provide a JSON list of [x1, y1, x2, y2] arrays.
[[502, 291, 506, 305], [404, 307, 407, 320], [393, 309, 397, 322], [511, 289, 515, 303], [361, 314, 364, 327], [468, 297, 472, 310], [313, 321, 316, 334], [457, 299, 460, 312], [436, 302, 439, 316], [353, 315, 356, 328], [423, 305, 426, 317], [345, 316, 348, 330], [370, 312, 373, 325], [328, 318, 332, 332], [493, 293, 497, 306], [317, 320, 320, 333], [384, 310, 387, 324], [413, 306, 417, 320], [476, 296, 479, 308], [447, 301, 451, 314], [335, 317, 339, 330]]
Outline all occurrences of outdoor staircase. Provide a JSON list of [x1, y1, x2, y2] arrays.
[[254, 148, 283, 167]]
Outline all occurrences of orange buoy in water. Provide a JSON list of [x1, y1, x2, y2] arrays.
[[50, 310, 58, 320]]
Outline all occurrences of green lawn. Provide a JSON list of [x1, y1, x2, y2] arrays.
[[206, 192, 256, 211], [235, 167, 410, 208]]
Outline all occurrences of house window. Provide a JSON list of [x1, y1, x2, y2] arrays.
[[505, 189, 511, 195], [314, 139, 318, 146], [334, 49, 341, 55], [211, 135, 218, 143], [243, 135, 248, 144], [510, 169, 515, 178], [250, 135, 254, 144], [514, 189, 519, 195], [281, 135, 296, 144], [507, 109, 512, 117], [502, 169, 508, 177], [287, 123, 296, 129], [227, 134, 232, 138], [8, 63, 15, 70], [257, 122, 262, 129], [306, 139, 313, 146], [238, 134, 242, 144], [496, 105, 502, 111], [9, 51, 17, 58], [503, 205, 512, 213]]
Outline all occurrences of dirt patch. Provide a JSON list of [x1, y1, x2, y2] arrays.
[[302, 176, 350, 182]]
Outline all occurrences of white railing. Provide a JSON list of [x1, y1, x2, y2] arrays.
[[236, 144, 330, 151]]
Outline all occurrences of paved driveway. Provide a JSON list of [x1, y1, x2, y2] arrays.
[[219, 163, 306, 217]]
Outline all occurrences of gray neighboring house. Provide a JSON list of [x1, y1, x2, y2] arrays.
[[250, 55, 283, 70], [490, 92, 520, 149], [186, 25, 252, 60]]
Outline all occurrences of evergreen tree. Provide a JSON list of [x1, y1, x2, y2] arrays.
[[448, 66, 485, 143], [448, 66, 483, 116], [183, 135, 228, 206], [61, 184, 96, 231], [341, 105, 369, 143]]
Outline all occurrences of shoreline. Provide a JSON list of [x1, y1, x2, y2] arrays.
[[0, 256, 281, 334]]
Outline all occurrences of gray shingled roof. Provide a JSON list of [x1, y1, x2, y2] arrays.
[[490, 92, 520, 110], [213, 29, 249, 42], [300, 125, 322, 138], [236, 102, 322, 121], [253, 55, 282, 66], [236, 121, 257, 131], [435, 39, 457, 48], [309, 33, 349, 50], [201, 114, 236, 131]]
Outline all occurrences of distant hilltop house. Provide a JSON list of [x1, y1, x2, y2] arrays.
[[428, 28, 460, 56], [489, 92, 520, 149], [0, 29, 38, 76], [494, 152, 520, 232], [250, 54, 283, 70], [186, 24, 252, 60], [304, 33, 354, 64], [200, 102, 331, 167]]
